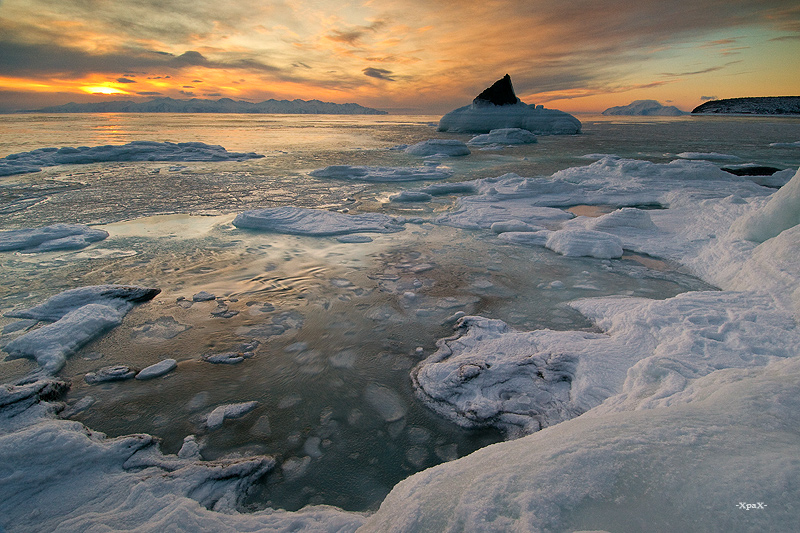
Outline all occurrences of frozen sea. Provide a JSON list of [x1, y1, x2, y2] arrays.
[[1, 112, 800, 532]]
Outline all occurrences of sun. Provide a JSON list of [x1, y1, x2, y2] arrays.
[[81, 86, 128, 95]]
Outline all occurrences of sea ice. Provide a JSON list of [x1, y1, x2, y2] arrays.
[[468, 128, 537, 145], [403, 139, 471, 157], [0, 141, 263, 176], [309, 164, 451, 181], [233, 206, 405, 236], [0, 224, 108, 253]]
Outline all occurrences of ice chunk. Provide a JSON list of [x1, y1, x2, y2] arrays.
[[0, 224, 108, 253], [5, 285, 160, 322], [404, 139, 470, 157], [205, 401, 259, 431], [728, 167, 800, 242], [468, 128, 537, 145], [84, 364, 137, 384], [309, 165, 451, 181], [135, 359, 177, 380], [5, 303, 127, 373], [363, 383, 407, 422], [177, 435, 202, 459], [545, 229, 624, 259], [233, 206, 405, 236]]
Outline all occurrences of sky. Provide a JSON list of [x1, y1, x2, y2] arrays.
[[0, 0, 799, 114]]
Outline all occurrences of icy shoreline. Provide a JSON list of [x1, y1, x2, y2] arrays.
[[2, 151, 800, 531]]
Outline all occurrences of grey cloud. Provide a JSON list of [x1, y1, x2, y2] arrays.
[[116, 77, 137, 83], [363, 68, 395, 81]]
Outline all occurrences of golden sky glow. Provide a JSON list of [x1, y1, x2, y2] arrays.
[[1, 0, 798, 113]]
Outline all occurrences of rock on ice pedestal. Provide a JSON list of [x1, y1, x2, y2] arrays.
[[438, 75, 581, 134]]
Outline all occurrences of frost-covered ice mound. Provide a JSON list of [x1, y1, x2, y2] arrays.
[[0, 224, 108, 252], [403, 139, 471, 157], [3, 285, 160, 373], [468, 128, 537, 145], [309, 164, 451, 181], [0, 141, 263, 176], [232, 206, 405, 236], [369, 355, 800, 531], [413, 291, 798, 438]]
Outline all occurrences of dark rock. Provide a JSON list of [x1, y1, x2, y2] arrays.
[[692, 97, 800, 115], [473, 74, 520, 107]]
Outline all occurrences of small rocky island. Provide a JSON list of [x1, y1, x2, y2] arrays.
[[438, 74, 581, 134], [602, 100, 686, 116], [692, 97, 800, 115]]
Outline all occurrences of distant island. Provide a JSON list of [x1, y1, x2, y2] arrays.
[[23, 97, 388, 115], [602, 100, 687, 116], [692, 97, 800, 115]]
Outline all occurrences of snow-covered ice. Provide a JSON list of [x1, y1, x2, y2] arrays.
[[3, 285, 159, 373], [0, 379, 364, 532], [309, 164, 452, 181], [0, 141, 263, 176], [0, 224, 108, 252], [233, 206, 405, 236], [468, 128, 537, 145]]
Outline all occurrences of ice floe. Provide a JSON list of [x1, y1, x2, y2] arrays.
[[468, 128, 537, 145], [233, 206, 405, 236], [0, 141, 263, 176], [403, 139, 471, 157], [0, 224, 108, 253], [3, 285, 160, 373], [309, 164, 451, 181]]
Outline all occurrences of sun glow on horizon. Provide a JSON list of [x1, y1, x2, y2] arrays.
[[81, 86, 129, 96]]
